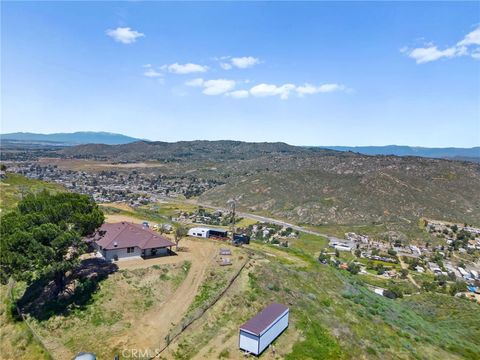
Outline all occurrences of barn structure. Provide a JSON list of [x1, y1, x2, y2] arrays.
[[239, 303, 289, 355]]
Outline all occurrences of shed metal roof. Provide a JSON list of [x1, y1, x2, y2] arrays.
[[240, 303, 288, 336]]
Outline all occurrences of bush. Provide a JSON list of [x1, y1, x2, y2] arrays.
[[400, 269, 409, 279], [376, 265, 386, 275], [384, 285, 403, 299], [347, 262, 360, 275], [318, 252, 329, 263], [218, 349, 230, 359], [449, 281, 467, 296]]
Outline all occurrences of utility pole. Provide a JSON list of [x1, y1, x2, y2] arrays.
[[228, 199, 236, 244]]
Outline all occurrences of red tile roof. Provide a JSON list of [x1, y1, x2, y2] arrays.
[[240, 303, 289, 336], [94, 222, 175, 250]]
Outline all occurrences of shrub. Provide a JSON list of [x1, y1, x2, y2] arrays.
[[384, 285, 403, 299], [218, 349, 230, 359], [449, 281, 467, 296], [347, 262, 360, 275]]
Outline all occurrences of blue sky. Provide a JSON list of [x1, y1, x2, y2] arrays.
[[1, 1, 479, 147]]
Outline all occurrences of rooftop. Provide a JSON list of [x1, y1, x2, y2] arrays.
[[240, 302, 288, 336], [93, 222, 175, 250]]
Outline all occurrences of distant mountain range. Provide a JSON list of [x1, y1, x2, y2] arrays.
[[1, 132, 478, 161], [316, 145, 480, 160], [0, 132, 142, 145]]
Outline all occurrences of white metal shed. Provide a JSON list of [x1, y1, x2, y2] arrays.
[[188, 227, 209, 238], [239, 303, 289, 356], [187, 227, 228, 239]]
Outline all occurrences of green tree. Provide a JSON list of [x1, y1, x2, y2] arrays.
[[174, 225, 188, 250], [318, 252, 329, 263], [0, 191, 104, 294], [347, 262, 360, 275], [376, 264, 386, 275], [387, 248, 397, 257]]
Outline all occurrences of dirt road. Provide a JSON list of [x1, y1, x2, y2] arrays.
[[124, 239, 217, 351], [398, 257, 421, 289]]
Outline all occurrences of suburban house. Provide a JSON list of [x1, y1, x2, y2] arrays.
[[91, 222, 176, 261]]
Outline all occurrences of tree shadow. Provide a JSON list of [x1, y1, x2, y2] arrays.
[[16, 258, 118, 321]]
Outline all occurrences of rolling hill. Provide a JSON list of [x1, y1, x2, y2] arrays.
[[58, 140, 480, 231], [60, 140, 319, 161], [199, 152, 480, 230]]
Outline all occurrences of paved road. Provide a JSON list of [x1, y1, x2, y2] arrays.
[[161, 196, 331, 239]]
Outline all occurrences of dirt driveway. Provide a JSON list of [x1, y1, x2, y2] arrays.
[[120, 238, 218, 352]]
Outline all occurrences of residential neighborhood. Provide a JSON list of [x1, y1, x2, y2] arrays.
[[4, 161, 221, 204]]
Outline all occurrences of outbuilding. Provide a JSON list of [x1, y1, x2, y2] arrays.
[[239, 303, 289, 356], [187, 227, 228, 239]]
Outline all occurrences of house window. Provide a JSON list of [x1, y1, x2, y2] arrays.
[[127, 247, 135, 253]]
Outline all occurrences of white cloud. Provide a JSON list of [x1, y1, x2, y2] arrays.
[[249, 82, 346, 99], [472, 49, 480, 60], [403, 25, 480, 63], [296, 83, 345, 95], [457, 26, 480, 46], [231, 56, 261, 69], [106, 27, 144, 44], [217, 56, 261, 70], [407, 45, 460, 64], [202, 79, 236, 95], [226, 90, 249, 99], [250, 83, 296, 100], [143, 65, 163, 78], [220, 62, 233, 70], [166, 63, 208, 74], [185, 78, 204, 87], [186, 77, 347, 99]]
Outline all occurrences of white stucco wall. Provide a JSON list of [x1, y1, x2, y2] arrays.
[[104, 247, 142, 261], [144, 247, 169, 257]]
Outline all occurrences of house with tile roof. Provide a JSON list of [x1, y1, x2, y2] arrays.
[[91, 222, 175, 261]]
